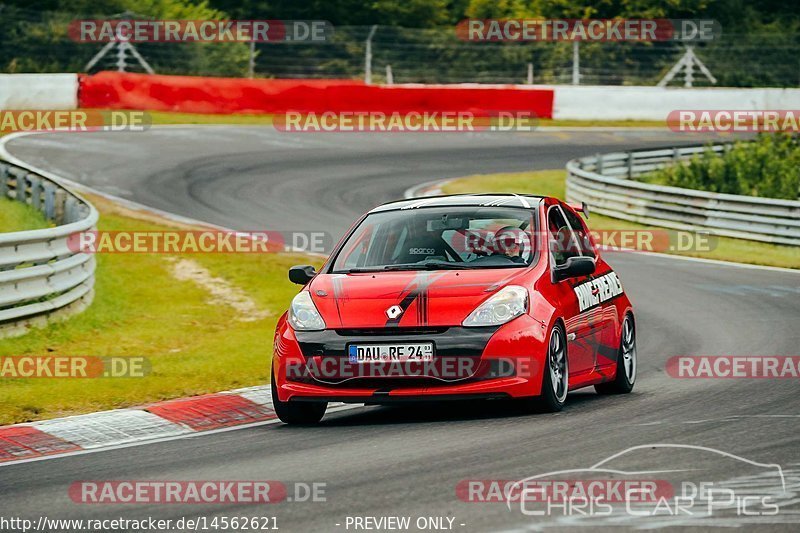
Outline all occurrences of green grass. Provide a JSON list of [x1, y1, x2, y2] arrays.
[[0, 110, 663, 135], [145, 112, 661, 129], [146, 110, 275, 126], [84, 109, 661, 129], [145, 112, 662, 129], [0, 198, 50, 232], [535, 118, 664, 128], [0, 195, 322, 425], [442, 169, 800, 269]]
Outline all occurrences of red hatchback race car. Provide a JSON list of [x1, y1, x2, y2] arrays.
[[271, 194, 636, 424]]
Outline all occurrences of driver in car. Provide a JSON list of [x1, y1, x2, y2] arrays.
[[492, 227, 530, 263]]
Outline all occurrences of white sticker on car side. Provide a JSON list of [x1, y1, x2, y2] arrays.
[[574, 271, 624, 313]]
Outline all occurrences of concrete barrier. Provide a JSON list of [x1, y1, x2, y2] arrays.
[[551, 85, 800, 121], [78, 72, 556, 117], [0, 74, 78, 110]]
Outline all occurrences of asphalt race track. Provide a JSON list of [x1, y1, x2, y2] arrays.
[[1, 127, 798, 531]]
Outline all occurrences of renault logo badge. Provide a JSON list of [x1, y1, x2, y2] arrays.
[[385, 305, 403, 319]]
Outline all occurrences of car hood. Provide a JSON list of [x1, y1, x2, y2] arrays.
[[308, 269, 529, 328]]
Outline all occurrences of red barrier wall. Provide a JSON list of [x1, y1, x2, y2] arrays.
[[78, 72, 554, 118]]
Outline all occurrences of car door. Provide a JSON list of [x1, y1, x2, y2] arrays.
[[561, 204, 620, 370], [546, 204, 597, 377]]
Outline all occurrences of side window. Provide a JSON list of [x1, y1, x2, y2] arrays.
[[562, 206, 596, 259], [547, 206, 581, 267]]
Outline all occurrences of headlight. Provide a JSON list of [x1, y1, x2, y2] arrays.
[[288, 291, 326, 331], [463, 285, 528, 327]]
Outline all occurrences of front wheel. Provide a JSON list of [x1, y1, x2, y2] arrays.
[[595, 314, 636, 395], [271, 372, 327, 424], [520, 323, 568, 413]]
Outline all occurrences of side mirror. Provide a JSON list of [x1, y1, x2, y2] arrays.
[[289, 265, 316, 285], [553, 256, 596, 281]]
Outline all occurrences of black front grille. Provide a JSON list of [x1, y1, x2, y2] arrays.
[[290, 326, 507, 388], [296, 326, 500, 359], [335, 327, 449, 336]]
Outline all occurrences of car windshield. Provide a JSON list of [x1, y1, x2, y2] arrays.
[[330, 205, 538, 273]]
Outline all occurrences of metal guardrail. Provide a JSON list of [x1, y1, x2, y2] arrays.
[[566, 143, 800, 246], [0, 161, 97, 334]]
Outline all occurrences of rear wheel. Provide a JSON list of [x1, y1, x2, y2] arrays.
[[271, 372, 327, 424], [520, 323, 568, 413], [595, 314, 636, 395]]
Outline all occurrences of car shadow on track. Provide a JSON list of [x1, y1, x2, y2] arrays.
[[316, 391, 609, 427]]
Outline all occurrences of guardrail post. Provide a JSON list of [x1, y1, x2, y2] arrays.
[[0, 163, 8, 200], [596, 153, 603, 175], [16, 172, 29, 204], [9, 167, 24, 203], [626, 151, 634, 179], [29, 176, 42, 211], [64, 196, 76, 223], [54, 189, 67, 224], [43, 182, 56, 220]]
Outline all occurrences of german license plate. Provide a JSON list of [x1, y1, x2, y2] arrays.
[[348, 343, 434, 363]]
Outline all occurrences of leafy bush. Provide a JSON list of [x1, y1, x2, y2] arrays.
[[644, 134, 800, 200]]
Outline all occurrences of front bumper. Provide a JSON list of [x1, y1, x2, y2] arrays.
[[272, 315, 548, 402]]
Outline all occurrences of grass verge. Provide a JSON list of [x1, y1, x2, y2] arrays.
[[86, 109, 662, 129], [0, 195, 321, 425], [0, 198, 50, 232], [441, 169, 800, 269], [147, 110, 275, 126]]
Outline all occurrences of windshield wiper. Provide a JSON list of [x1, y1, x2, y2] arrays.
[[334, 267, 389, 273], [382, 261, 477, 271], [335, 261, 477, 274]]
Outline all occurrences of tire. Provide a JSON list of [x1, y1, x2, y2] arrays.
[[520, 323, 568, 413], [595, 314, 636, 395], [271, 372, 327, 424]]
